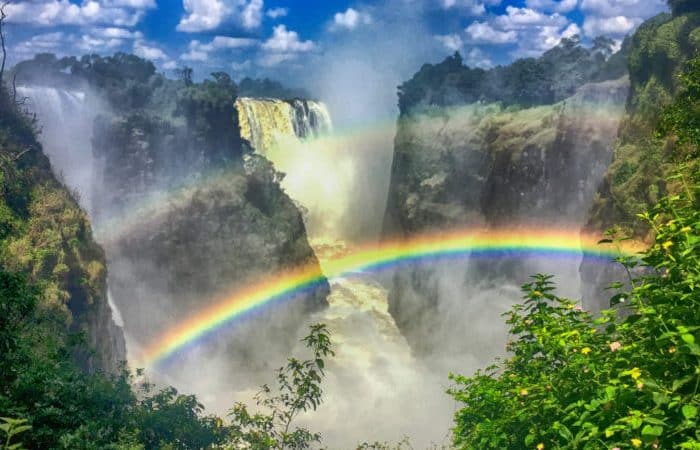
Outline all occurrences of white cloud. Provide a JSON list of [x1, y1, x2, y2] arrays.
[[181, 35, 258, 61], [463, 5, 581, 58], [177, 0, 226, 32], [241, 0, 263, 29], [180, 48, 208, 61], [258, 24, 314, 67], [580, 0, 666, 17], [525, 0, 578, 13], [103, 0, 155, 8], [77, 34, 123, 51], [231, 59, 252, 71], [6, 0, 151, 27], [466, 21, 517, 44], [583, 15, 641, 36], [133, 41, 169, 60], [435, 33, 464, 51], [494, 6, 569, 30], [5, 0, 154, 27], [332, 8, 372, 31], [266, 7, 288, 19], [579, 0, 667, 38], [257, 52, 295, 67], [177, 0, 264, 33], [14, 32, 67, 56], [465, 47, 493, 68], [440, 0, 501, 15], [91, 26, 144, 39], [162, 60, 178, 70], [262, 24, 314, 52]]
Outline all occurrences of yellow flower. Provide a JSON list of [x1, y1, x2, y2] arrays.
[[662, 240, 673, 250], [520, 389, 529, 396], [629, 367, 642, 380], [581, 347, 592, 355], [537, 444, 545, 450], [669, 346, 677, 354], [533, 290, 543, 297], [631, 438, 642, 448], [681, 226, 692, 233]]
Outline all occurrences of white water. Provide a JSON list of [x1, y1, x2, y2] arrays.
[[16, 86, 98, 216], [236, 97, 333, 155], [236, 108, 454, 447], [17, 85, 128, 357]]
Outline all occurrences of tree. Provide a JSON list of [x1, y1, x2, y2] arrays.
[[226, 324, 334, 449], [668, 0, 700, 15], [174, 71, 241, 163], [0, 1, 8, 88], [659, 57, 700, 154], [0, 270, 37, 383], [176, 66, 193, 86]]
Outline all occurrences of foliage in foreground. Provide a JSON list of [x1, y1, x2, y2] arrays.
[[226, 323, 333, 449], [449, 172, 700, 449]]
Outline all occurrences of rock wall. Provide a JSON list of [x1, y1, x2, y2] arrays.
[[382, 78, 628, 358], [580, 11, 700, 311], [91, 106, 329, 378], [0, 94, 125, 374]]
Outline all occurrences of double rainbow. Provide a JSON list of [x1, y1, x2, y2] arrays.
[[141, 227, 643, 368]]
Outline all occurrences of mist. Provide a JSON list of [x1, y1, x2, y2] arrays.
[[15, 21, 626, 445], [16, 86, 103, 216]]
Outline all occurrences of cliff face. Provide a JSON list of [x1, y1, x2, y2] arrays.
[[15, 59, 330, 377], [90, 92, 328, 377], [382, 78, 628, 358], [580, 11, 700, 309], [0, 95, 125, 374]]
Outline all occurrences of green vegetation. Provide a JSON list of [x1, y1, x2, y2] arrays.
[[398, 35, 626, 115], [227, 323, 333, 449], [3, 3, 700, 449], [449, 168, 700, 449], [0, 258, 331, 448], [588, 9, 700, 238], [448, 16, 700, 445]]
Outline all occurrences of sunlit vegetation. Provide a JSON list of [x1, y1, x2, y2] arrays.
[[2, 1, 700, 448], [447, 48, 700, 449], [587, 9, 700, 238]]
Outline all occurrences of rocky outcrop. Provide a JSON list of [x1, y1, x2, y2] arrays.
[[382, 78, 629, 358], [0, 94, 125, 374], [91, 106, 329, 378], [580, 11, 700, 311]]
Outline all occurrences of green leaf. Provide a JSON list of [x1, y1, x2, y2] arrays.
[[641, 424, 663, 437], [681, 334, 696, 345], [682, 405, 698, 420]]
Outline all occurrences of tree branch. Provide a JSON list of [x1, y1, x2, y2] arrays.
[[12, 146, 31, 161], [0, 1, 8, 88]]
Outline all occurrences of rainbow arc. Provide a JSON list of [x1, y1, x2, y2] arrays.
[[141, 227, 643, 368]]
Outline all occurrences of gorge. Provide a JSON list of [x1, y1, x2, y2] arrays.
[[3, 3, 700, 446]]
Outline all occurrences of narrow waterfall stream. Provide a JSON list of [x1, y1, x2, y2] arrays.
[[236, 98, 454, 446]]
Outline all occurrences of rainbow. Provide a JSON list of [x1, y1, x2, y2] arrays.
[[141, 228, 644, 368]]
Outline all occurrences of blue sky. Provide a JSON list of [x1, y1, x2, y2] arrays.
[[5, 0, 669, 84]]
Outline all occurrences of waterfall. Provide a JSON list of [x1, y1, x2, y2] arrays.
[[230, 96, 450, 447], [235, 97, 333, 154], [17, 85, 128, 363], [16, 86, 97, 216]]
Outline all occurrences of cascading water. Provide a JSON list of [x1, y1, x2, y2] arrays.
[[236, 97, 333, 154], [233, 98, 453, 447], [16, 85, 128, 361], [16, 86, 97, 215]]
